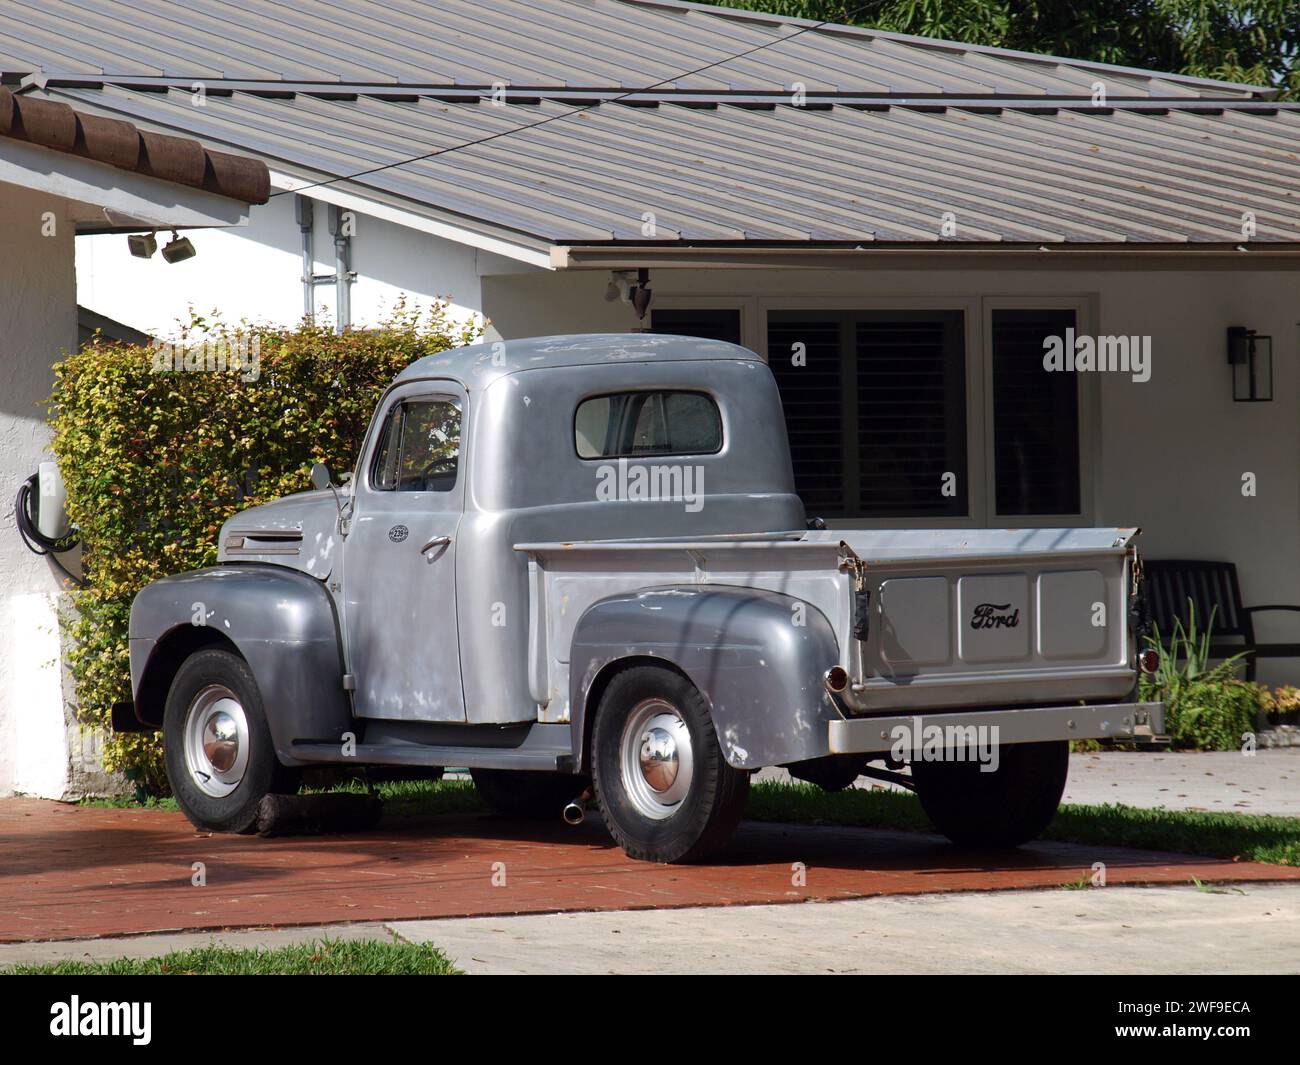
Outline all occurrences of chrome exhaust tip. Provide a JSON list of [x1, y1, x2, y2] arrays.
[[562, 800, 586, 826], [823, 665, 849, 695]]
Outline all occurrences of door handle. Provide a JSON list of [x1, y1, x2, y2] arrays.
[[420, 534, 452, 555]]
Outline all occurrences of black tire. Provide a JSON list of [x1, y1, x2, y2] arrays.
[[786, 754, 867, 792], [163, 648, 300, 834], [910, 740, 1068, 848], [590, 665, 749, 863], [470, 768, 585, 820]]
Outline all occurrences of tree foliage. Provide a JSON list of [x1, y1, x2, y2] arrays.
[[706, 1, 1300, 96]]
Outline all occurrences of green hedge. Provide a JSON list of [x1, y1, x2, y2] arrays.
[[50, 305, 480, 793]]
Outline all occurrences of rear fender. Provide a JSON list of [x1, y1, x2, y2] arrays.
[[128, 565, 352, 766], [570, 586, 841, 770]]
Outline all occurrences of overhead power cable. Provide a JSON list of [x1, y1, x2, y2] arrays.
[[268, 2, 877, 197]]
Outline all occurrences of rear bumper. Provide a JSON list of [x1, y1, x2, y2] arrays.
[[828, 701, 1164, 754]]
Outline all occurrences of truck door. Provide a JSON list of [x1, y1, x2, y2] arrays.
[[343, 383, 467, 721]]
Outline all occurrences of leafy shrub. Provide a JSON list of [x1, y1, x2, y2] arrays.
[[50, 305, 480, 793], [1138, 601, 1258, 751], [1257, 684, 1300, 726]]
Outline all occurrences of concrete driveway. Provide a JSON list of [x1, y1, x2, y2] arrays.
[[4, 884, 1295, 974]]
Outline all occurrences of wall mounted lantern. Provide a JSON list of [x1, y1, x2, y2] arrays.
[[1227, 326, 1272, 402]]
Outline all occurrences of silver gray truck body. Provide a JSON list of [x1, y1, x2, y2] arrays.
[[126, 334, 1162, 776]]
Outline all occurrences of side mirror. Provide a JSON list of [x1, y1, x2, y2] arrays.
[[310, 462, 333, 491]]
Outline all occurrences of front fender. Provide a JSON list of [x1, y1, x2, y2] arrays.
[[129, 565, 352, 766], [570, 586, 841, 770]]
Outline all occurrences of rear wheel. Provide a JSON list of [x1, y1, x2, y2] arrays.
[[910, 740, 1068, 848], [590, 666, 749, 863], [163, 648, 300, 833], [470, 768, 584, 820]]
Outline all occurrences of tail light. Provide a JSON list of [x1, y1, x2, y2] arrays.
[[1138, 648, 1160, 673]]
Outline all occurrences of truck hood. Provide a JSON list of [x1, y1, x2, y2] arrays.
[[216, 488, 347, 580]]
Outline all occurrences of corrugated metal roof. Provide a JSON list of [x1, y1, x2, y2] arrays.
[[37, 82, 1300, 246], [5, 0, 1298, 250], [0, 0, 1272, 99]]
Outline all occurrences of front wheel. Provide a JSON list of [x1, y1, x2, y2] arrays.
[[590, 666, 749, 863], [910, 740, 1068, 848], [163, 648, 300, 833]]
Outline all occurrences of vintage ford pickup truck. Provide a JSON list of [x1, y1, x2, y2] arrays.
[[120, 334, 1163, 862]]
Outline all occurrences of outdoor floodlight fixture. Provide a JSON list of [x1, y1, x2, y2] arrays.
[[127, 232, 157, 259], [603, 268, 651, 319], [1227, 325, 1272, 402], [161, 231, 197, 264], [630, 268, 652, 320]]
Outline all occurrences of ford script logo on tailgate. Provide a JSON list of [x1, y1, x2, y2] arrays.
[[971, 602, 1020, 630]]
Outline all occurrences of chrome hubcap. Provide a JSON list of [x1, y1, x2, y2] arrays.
[[183, 685, 250, 798], [620, 698, 694, 820]]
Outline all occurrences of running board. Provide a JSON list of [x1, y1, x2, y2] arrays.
[[290, 723, 575, 773]]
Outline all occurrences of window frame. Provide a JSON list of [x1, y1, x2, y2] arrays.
[[980, 294, 1097, 527], [572, 388, 726, 461], [753, 294, 1095, 528], [758, 296, 981, 528], [646, 292, 1098, 528]]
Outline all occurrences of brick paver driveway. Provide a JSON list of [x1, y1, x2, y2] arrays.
[[4, 799, 1297, 943]]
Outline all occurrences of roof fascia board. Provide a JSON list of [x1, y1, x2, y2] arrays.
[[553, 244, 1300, 270], [0, 138, 249, 229], [270, 170, 553, 269]]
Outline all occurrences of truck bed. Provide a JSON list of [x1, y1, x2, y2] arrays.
[[517, 528, 1140, 723]]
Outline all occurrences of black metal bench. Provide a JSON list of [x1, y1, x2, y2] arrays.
[[1142, 559, 1300, 681]]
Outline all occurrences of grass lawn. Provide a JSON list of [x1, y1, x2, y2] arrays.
[[3, 938, 460, 976], [83, 775, 1300, 868], [745, 781, 1300, 867]]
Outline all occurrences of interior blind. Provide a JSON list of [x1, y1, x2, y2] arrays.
[[856, 313, 967, 518], [766, 317, 845, 516]]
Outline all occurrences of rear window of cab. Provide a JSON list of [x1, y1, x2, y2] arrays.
[[574, 391, 723, 459]]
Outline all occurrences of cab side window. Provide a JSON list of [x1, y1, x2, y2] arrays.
[[371, 399, 461, 491]]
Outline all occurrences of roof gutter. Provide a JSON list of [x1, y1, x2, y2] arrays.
[[552, 243, 1300, 271]]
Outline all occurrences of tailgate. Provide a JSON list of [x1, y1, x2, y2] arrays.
[[839, 528, 1139, 713]]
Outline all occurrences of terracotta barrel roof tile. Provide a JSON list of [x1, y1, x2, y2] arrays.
[[12, 92, 77, 151], [137, 128, 206, 187], [0, 85, 269, 204], [74, 111, 141, 170]]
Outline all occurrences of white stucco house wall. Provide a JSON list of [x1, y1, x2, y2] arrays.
[[0, 83, 269, 798], [5, 0, 1300, 794]]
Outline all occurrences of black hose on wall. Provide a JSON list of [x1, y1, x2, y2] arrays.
[[14, 472, 86, 589]]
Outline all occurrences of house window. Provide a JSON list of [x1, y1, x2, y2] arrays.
[[991, 309, 1081, 516], [658, 302, 1085, 523], [767, 311, 967, 519]]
